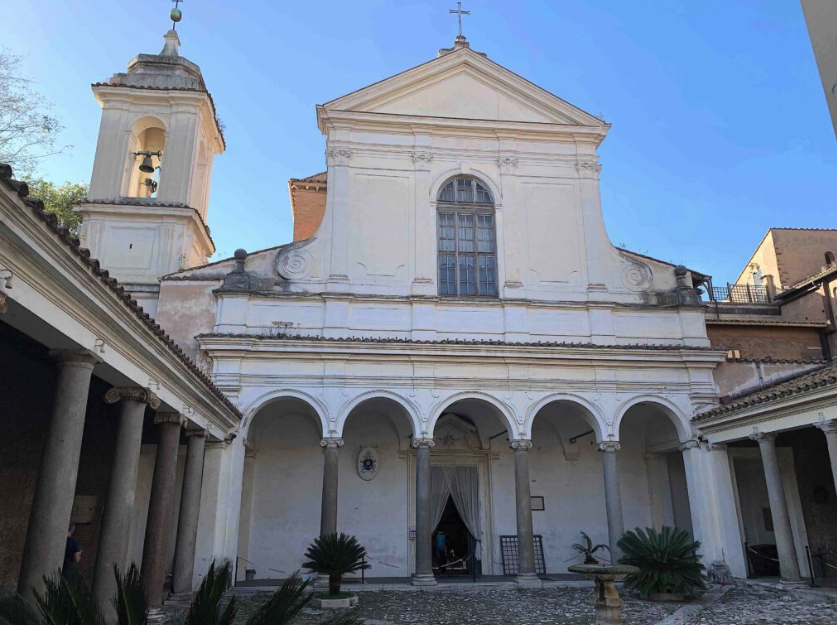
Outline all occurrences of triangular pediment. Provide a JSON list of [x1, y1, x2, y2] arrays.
[[321, 47, 604, 127]]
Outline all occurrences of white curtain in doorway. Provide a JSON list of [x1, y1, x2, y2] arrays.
[[430, 465, 451, 531], [443, 465, 481, 560]]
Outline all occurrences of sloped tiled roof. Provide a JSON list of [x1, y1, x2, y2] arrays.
[[694, 361, 837, 421], [0, 163, 240, 419]]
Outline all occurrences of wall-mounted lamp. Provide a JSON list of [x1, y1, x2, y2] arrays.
[[134, 150, 162, 173]]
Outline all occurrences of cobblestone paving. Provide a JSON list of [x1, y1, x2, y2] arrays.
[[234, 588, 678, 625], [691, 585, 837, 625]]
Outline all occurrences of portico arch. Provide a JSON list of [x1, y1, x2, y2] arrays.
[[236, 393, 327, 583], [428, 392, 518, 439], [614, 395, 693, 444], [525, 393, 608, 443], [336, 390, 421, 439]]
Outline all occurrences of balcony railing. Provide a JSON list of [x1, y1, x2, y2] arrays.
[[705, 283, 771, 304]]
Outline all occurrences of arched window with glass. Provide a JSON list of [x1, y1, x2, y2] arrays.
[[437, 177, 497, 297]]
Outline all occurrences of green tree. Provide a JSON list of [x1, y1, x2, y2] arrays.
[[24, 178, 87, 232]]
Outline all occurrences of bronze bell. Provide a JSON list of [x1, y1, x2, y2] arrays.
[[139, 155, 155, 173]]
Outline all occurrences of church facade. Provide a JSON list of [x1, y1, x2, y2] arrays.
[[15, 21, 822, 607], [143, 34, 740, 584]]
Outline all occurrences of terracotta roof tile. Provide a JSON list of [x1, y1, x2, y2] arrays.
[[694, 361, 837, 421], [0, 163, 240, 419]]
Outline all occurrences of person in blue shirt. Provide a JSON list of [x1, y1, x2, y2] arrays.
[[435, 530, 447, 568], [63, 523, 82, 577]]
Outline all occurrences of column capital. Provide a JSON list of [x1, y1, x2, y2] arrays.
[[749, 430, 777, 443], [320, 437, 344, 449], [815, 419, 837, 434], [50, 349, 99, 369], [679, 439, 701, 452], [510, 439, 533, 451], [104, 386, 161, 409], [412, 437, 435, 449], [154, 412, 185, 427], [598, 441, 621, 452], [185, 429, 208, 439]]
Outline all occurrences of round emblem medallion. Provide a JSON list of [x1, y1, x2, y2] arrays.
[[357, 447, 378, 481]]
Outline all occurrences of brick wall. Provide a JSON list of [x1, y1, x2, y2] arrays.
[[707, 324, 824, 361], [289, 175, 327, 242]]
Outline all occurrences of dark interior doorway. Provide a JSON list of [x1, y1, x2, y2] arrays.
[[432, 497, 480, 576]]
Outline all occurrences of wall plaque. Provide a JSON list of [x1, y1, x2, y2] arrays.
[[358, 447, 379, 481]]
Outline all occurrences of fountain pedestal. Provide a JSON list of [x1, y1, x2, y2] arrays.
[[568, 564, 639, 625]]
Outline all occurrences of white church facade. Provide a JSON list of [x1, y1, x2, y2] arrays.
[[18, 18, 829, 608], [90, 30, 741, 584]]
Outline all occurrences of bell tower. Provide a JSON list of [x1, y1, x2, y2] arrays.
[[76, 9, 223, 317]]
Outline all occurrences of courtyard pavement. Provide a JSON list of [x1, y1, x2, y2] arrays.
[[234, 587, 677, 625], [231, 582, 837, 625]]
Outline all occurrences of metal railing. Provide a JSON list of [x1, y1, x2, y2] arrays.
[[706, 283, 771, 304]]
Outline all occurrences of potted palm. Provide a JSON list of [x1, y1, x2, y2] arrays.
[[303, 533, 370, 608], [571, 531, 610, 564], [617, 526, 706, 601]]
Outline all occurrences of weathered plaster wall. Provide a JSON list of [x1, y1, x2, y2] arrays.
[[156, 281, 221, 359], [711, 360, 826, 398]]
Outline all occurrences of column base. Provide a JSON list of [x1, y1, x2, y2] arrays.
[[412, 573, 437, 587], [514, 572, 541, 588]]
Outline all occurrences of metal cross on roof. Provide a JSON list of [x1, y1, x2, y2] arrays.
[[449, 2, 470, 38]]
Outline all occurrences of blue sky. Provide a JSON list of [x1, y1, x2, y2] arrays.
[[3, 0, 835, 282]]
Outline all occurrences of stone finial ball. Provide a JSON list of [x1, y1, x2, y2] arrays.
[[171, 8, 182, 23], [234, 248, 248, 260], [674, 264, 688, 276]]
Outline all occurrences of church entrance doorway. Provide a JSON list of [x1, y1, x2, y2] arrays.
[[429, 464, 483, 578], [433, 496, 480, 577]]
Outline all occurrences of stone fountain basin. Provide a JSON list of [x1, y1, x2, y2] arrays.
[[568, 564, 639, 581]]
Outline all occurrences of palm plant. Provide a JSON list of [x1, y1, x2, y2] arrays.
[[179, 561, 236, 625], [617, 526, 706, 598], [571, 532, 609, 564], [0, 569, 106, 625], [302, 533, 370, 597], [113, 564, 146, 625]]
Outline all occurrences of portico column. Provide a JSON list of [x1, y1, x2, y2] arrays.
[[412, 437, 436, 586], [141, 413, 184, 610], [93, 387, 160, 617], [319, 437, 342, 537], [816, 420, 837, 492], [512, 440, 538, 585], [749, 431, 802, 582], [600, 442, 624, 562], [172, 430, 207, 594], [18, 350, 97, 602]]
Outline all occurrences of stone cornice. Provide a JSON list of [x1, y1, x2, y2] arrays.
[[104, 386, 162, 409]]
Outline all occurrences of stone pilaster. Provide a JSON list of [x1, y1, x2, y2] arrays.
[[412, 437, 436, 586], [172, 429, 207, 594], [511, 439, 539, 586], [749, 431, 802, 582], [599, 441, 624, 562], [319, 437, 343, 537], [93, 387, 160, 618], [18, 350, 98, 602], [815, 420, 837, 494], [141, 413, 185, 609]]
